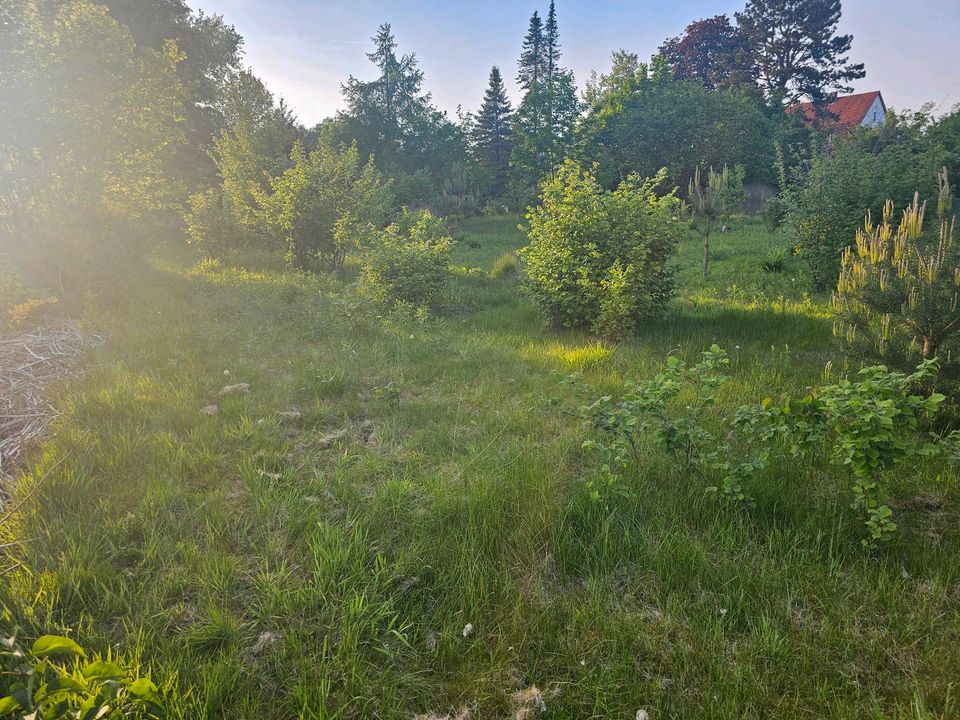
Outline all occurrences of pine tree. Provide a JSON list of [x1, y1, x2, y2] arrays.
[[472, 66, 513, 196], [517, 11, 546, 91], [510, 3, 580, 201], [545, 1, 560, 81], [735, 0, 865, 103]]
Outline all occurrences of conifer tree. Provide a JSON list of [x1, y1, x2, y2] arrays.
[[545, 1, 560, 81], [517, 11, 546, 91], [510, 3, 580, 201], [472, 66, 513, 196], [735, 0, 864, 102]]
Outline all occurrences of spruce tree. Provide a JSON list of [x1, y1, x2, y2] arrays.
[[545, 1, 560, 81], [510, 3, 580, 201], [517, 11, 546, 91], [472, 66, 513, 196]]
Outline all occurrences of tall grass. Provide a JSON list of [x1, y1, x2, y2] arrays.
[[1, 218, 958, 718]]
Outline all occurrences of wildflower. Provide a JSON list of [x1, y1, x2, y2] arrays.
[[461, 623, 473, 638]]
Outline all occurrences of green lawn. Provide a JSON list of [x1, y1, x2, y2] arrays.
[[3, 217, 959, 719]]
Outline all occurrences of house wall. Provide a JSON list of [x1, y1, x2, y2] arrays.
[[860, 96, 886, 128]]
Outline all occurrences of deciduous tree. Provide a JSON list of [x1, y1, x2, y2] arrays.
[[659, 15, 754, 90]]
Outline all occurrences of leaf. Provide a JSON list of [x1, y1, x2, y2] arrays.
[[34, 675, 86, 702], [128, 678, 163, 707], [0, 697, 20, 717], [32, 635, 85, 658], [83, 660, 127, 683]]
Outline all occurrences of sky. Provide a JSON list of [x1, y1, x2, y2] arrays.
[[198, 0, 960, 127]]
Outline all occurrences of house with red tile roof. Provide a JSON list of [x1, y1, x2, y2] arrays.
[[787, 91, 887, 132]]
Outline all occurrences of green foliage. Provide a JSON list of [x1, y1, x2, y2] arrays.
[[363, 209, 452, 310], [760, 196, 787, 234], [578, 55, 776, 190], [772, 362, 945, 546], [211, 89, 299, 245], [575, 345, 953, 546], [509, 73, 581, 196], [185, 188, 243, 259], [735, 0, 864, 102], [929, 106, 960, 191], [783, 115, 946, 288], [102, 0, 243, 171], [0, 632, 162, 719], [334, 24, 474, 205], [471, 67, 513, 197], [593, 261, 640, 341], [0, 0, 188, 294], [576, 345, 733, 474], [509, 5, 581, 198], [834, 171, 960, 376], [519, 161, 683, 336], [761, 248, 788, 273], [489, 252, 518, 280], [688, 165, 742, 280], [263, 141, 392, 270]]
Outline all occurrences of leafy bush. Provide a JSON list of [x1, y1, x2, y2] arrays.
[[0, 632, 163, 718], [263, 141, 392, 270], [572, 346, 954, 546], [519, 160, 683, 338], [489, 252, 518, 280], [363, 209, 452, 310], [2, 1, 187, 296], [760, 196, 786, 234], [772, 361, 945, 545], [578, 57, 777, 189], [834, 171, 960, 376], [782, 116, 945, 288], [185, 188, 244, 259]]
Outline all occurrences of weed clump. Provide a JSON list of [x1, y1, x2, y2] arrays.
[[489, 252, 518, 280]]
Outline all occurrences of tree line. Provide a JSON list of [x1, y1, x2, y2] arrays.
[[2, 0, 959, 295]]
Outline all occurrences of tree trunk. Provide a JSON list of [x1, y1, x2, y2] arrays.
[[922, 336, 936, 359]]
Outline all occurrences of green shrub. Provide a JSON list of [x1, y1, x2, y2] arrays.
[[364, 209, 451, 310], [185, 188, 242, 259], [572, 346, 953, 547], [834, 170, 960, 377], [760, 196, 786, 234], [489, 252, 518, 280], [519, 160, 683, 335], [782, 116, 945, 288], [263, 141, 392, 270]]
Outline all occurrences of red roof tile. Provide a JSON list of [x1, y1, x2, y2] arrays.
[[787, 91, 884, 131]]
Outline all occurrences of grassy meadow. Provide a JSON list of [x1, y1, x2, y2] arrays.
[[2, 216, 959, 719]]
